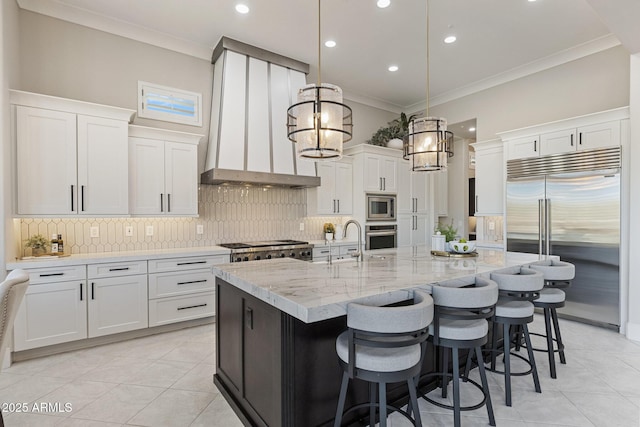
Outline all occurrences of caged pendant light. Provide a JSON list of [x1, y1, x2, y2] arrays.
[[404, 0, 453, 171], [287, 0, 353, 161]]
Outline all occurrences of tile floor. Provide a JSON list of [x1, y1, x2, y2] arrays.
[[1, 315, 639, 426]]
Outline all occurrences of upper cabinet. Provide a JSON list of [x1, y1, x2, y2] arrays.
[[501, 108, 628, 161], [307, 159, 353, 216], [471, 140, 504, 216], [432, 169, 448, 217], [364, 153, 398, 193], [11, 91, 135, 216], [129, 126, 202, 216], [397, 160, 429, 215]]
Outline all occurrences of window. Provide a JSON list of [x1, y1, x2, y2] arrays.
[[138, 81, 202, 126]]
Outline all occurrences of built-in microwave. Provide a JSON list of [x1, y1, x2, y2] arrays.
[[366, 194, 396, 221]]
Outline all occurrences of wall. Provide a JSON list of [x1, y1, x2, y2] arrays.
[[343, 99, 397, 146], [17, 186, 349, 256]]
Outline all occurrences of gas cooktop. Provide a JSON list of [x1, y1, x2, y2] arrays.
[[219, 240, 313, 262]]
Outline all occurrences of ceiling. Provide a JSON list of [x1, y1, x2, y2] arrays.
[[18, 0, 621, 113]]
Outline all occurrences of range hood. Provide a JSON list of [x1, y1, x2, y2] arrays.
[[202, 37, 320, 188]]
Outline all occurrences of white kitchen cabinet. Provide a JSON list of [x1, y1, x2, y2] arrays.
[[311, 242, 359, 262], [540, 121, 620, 156], [505, 135, 539, 161], [13, 265, 88, 351], [87, 260, 148, 337], [364, 153, 398, 193], [471, 140, 504, 216], [397, 161, 429, 215], [307, 159, 353, 215], [433, 169, 448, 217], [14, 104, 131, 216], [397, 213, 428, 247], [129, 126, 202, 216]]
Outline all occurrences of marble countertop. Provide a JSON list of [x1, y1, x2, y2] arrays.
[[213, 245, 544, 323], [7, 246, 231, 269]]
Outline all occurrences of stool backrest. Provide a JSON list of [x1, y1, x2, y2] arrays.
[[431, 276, 498, 310], [491, 267, 544, 292], [528, 259, 575, 282], [0, 270, 29, 365]]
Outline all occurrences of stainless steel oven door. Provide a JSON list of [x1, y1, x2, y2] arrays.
[[365, 225, 397, 250], [366, 194, 396, 221]]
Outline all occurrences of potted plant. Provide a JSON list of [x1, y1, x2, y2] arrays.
[[25, 234, 49, 256], [323, 223, 335, 241], [367, 112, 416, 148], [434, 221, 458, 250]]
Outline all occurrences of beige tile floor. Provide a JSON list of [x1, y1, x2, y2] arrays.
[[1, 315, 639, 426]]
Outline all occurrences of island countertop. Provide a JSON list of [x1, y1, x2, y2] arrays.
[[213, 245, 544, 323]]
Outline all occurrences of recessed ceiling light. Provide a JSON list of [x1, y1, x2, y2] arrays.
[[469, 127, 476, 132], [444, 35, 457, 44], [377, 0, 391, 8], [325, 40, 336, 48], [388, 65, 399, 72], [235, 4, 250, 14], [528, 0, 537, 2]]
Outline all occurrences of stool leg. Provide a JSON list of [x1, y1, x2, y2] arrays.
[[490, 321, 498, 370], [463, 348, 473, 381], [334, 372, 349, 427], [369, 382, 376, 427], [551, 308, 567, 364], [503, 322, 512, 407], [379, 382, 387, 427], [442, 347, 450, 398], [452, 347, 461, 427], [475, 346, 496, 426], [544, 307, 557, 378], [407, 378, 423, 427], [523, 323, 542, 393]]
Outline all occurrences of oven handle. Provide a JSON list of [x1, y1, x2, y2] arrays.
[[366, 231, 397, 237]]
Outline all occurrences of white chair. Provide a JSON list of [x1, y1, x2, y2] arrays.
[[0, 269, 30, 427]]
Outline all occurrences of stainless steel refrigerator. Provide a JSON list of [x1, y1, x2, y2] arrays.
[[506, 147, 621, 329]]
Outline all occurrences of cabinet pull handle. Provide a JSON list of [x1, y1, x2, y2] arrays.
[[320, 250, 329, 254], [570, 134, 574, 146], [245, 307, 254, 329], [81, 185, 85, 211], [337, 199, 340, 213], [475, 195, 479, 214], [383, 177, 386, 191], [80, 283, 83, 301], [177, 279, 207, 285], [176, 261, 207, 266], [333, 199, 336, 213], [168, 194, 171, 212], [177, 303, 208, 311], [379, 177, 383, 191], [91, 282, 95, 300], [39, 273, 64, 277], [579, 132, 582, 145], [160, 193, 164, 212], [71, 185, 75, 211], [534, 140, 537, 152], [109, 267, 129, 272]]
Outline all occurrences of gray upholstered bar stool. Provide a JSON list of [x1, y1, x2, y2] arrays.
[[528, 259, 575, 378], [333, 290, 434, 427], [488, 266, 544, 406], [419, 276, 498, 427]]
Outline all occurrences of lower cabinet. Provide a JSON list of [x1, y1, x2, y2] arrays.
[[312, 243, 359, 262], [397, 213, 428, 246]]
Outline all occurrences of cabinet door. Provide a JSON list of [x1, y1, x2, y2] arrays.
[[165, 142, 198, 215], [16, 106, 77, 215], [505, 136, 539, 160], [413, 214, 429, 246], [381, 157, 398, 192], [396, 161, 412, 214], [397, 214, 412, 247], [14, 281, 87, 351], [433, 169, 448, 217], [129, 137, 165, 215], [364, 154, 383, 192], [540, 129, 576, 156], [77, 115, 129, 214], [88, 275, 148, 337], [475, 146, 504, 216], [412, 172, 429, 213], [577, 121, 620, 151], [335, 162, 353, 215], [314, 162, 337, 215]]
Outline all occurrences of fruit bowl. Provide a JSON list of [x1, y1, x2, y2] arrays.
[[450, 240, 476, 254]]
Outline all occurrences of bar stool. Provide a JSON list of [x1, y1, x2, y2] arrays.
[[528, 259, 574, 379], [334, 290, 434, 427], [419, 276, 499, 427], [488, 266, 544, 406]]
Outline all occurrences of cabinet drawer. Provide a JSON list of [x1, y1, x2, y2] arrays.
[[88, 260, 147, 279], [149, 268, 214, 299], [149, 291, 215, 326], [148, 255, 227, 273], [24, 265, 86, 285]]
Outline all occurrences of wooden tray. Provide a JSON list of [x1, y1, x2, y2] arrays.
[[430, 250, 479, 258]]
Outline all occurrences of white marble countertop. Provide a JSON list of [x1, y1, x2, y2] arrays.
[[213, 245, 545, 323], [7, 246, 231, 269]]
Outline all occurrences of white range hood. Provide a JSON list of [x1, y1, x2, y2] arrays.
[[202, 37, 320, 188]]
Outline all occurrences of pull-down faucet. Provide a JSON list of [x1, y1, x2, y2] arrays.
[[343, 219, 363, 262]]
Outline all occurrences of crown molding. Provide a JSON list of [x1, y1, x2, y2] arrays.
[[342, 91, 403, 114], [17, 0, 213, 60]]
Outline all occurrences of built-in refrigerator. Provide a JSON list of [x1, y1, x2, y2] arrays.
[[506, 147, 621, 329]]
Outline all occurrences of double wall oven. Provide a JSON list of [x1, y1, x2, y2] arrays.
[[365, 193, 397, 250]]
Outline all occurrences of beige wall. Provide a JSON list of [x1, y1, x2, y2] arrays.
[[343, 99, 397, 146], [429, 46, 630, 141]]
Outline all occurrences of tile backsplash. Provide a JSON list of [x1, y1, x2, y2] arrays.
[[18, 186, 350, 255]]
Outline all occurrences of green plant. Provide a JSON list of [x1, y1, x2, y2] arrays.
[[367, 112, 417, 146], [323, 223, 335, 233], [434, 221, 458, 242], [24, 234, 49, 250]]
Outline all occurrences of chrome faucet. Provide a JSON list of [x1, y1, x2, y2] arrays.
[[343, 219, 363, 262]]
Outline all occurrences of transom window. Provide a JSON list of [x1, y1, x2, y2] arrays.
[[138, 81, 202, 126]]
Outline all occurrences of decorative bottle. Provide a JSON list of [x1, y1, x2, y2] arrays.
[[57, 234, 64, 254], [51, 234, 59, 254]]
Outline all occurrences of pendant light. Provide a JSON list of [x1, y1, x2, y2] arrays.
[[287, 0, 353, 161], [404, 0, 453, 171]]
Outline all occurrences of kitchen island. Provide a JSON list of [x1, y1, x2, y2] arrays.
[[213, 246, 543, 427]]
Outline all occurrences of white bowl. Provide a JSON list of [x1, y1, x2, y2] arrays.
[[450, 241, 476, 253]]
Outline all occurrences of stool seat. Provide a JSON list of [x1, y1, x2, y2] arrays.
[[536, 288, 565, 304], [429, 318, 488, 341], [496, 300, 534, 318], [336, 331, 422, 372]]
